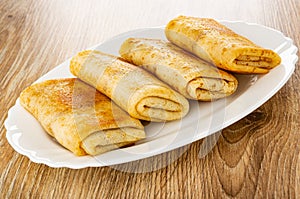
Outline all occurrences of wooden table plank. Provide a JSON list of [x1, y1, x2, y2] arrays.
[[0, 0, 299, 198]]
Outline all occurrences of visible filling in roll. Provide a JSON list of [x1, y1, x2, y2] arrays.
[[82, 127, 145, 155], [187, 77, 236, 100], [136, 96, 183, 120], [234, 55, 274, 68]]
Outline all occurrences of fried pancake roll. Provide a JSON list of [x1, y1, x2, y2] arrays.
[[70, 50, 189, 122], [20, 78, 145, 156], [165, 16, 281, 74], [120, 38, 238, 101]]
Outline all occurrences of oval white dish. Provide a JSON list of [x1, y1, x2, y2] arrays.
[[5, 21, 298, 169]]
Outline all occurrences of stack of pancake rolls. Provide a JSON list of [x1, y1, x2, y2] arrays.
[[19, 15, 281, 156]]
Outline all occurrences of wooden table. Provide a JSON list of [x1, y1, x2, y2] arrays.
[[1, 0, 299, 198]]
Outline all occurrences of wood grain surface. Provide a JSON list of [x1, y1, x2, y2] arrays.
[[0, 0, 299, 198]]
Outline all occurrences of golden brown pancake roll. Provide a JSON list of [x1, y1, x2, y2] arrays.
[[120, 38, 238, 101], [20, 78, 145, 156], [165, 16, 281, 74], [70, 50, 189, 122]]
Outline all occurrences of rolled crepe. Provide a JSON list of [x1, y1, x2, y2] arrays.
[[20, 78, 145, 156], [70, 50, 189, 122], [165, 16, 281, 74], [119, 38, 238, 101]]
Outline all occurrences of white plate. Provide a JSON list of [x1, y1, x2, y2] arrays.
[[5, 21, 298, 169]]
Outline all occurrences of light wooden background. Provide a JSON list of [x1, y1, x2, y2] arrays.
[[1, 0, 299, 198]]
